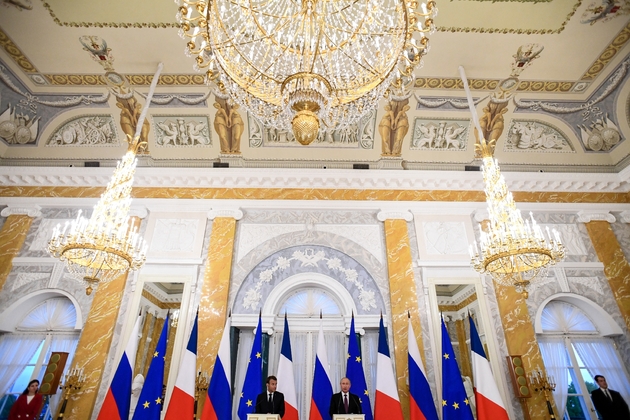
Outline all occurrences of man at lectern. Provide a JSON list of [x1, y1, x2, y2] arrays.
[[255, 375, 285, 418], [329, 377, 362, 417]]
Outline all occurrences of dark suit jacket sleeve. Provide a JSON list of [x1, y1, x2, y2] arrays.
[[276, 391, 285, 418], [255, 393, 265, 414], [351, 393, 362, 414], [329, 393, 340, 417]]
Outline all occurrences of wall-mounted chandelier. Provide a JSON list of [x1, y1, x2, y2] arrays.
[[176, 0, 437, 145], [469, 138, 566, 298], [47, 64, 163, 295]]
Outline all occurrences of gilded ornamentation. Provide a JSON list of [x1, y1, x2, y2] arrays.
[[153, 116, 211, 147], [0, 29, 36, 73], [47, 115, 118, 146], [511, 44, 544, 77], [0, 104, 39, 145], [380, 99, 410, 156], [411, 119, 469, 150], [581, 0, 630, 24], [213, 98, 242, 154], [579, 115, 622, 151], [79, 36, 114, 71], [41, 2, 180, 29], [2, 0, 32, 10], [506, 121, 573, 152], [114, 85, 150, 153], [581, 21, 630, 80]]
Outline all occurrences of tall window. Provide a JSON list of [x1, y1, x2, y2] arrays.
[[538, 300, 630, 420], [0, 297, 79, 420]]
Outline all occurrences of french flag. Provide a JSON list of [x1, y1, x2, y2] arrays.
[[277, 314, 299, 420], [164, 311, 198, 420], [201, 313, 232, 420], [469, 316, 509, 420], [407, 316, 438, 420], [96, 314, 142, 420], [374, 315, 404, 420], [309, 318, 333, 420]]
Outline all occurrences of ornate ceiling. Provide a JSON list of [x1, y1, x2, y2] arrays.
[[0, 0, 629, 172]]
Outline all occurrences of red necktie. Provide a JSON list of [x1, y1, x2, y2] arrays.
[[344, 394, 349, 413]]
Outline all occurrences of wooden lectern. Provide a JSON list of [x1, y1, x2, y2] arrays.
[[247, 414, 281, 420], [332, 415, 365, 420]]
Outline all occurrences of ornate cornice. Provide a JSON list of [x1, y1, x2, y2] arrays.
[[0, 167, 628, 194], [576, 210, 616, 223], [0, 205, 42, 217]]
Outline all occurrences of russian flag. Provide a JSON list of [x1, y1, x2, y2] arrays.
[[407, 316, 439, 420], [469, 315, 509, 420], [165, 311, 198, 420], [96, 314, 142, 420], [309, 319, 333, 420], [277, 314, 299, 420], [374, 316, 404, 420], [201, 313, 232, 420]]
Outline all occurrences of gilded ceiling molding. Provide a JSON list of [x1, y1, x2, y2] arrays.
[[581, 21, 630, 80], [414, 77, 574, 93], [0, 28, 37, 73], [436, 1, 581, 35], [41, 1, 180, 29]]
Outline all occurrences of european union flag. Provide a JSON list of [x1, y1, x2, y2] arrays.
[[132, 313, 169, 420], [441, 317, 474, 420], [346, 315, 373, 420], [237, 313, 263, 420]]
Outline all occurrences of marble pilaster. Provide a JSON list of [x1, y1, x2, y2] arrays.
[[382, 213, 425, 420], [583, 218, 630, 331], [197, 211, 239, 418], [57, 216, 142, 420], [0, 206, 40, 291]]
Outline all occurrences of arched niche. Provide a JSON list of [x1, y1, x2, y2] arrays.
[[0, 289, 83, 332], [534, 293, 623, 336]]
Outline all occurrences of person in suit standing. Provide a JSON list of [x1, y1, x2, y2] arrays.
[[329, 377, 362, 417], [591, 374, 630, 420], [255, 375, 285, 418]]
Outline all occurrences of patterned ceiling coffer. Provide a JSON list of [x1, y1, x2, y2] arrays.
[[505, 120, 574, 153], [581, 21, 630, 80], [234, 245, 384, 314], [0, 28, 36, 73]]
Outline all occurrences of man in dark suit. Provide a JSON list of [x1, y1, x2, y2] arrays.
[[255, 375, 285, 418], [329, 377, 362, 417], [591, 374, 630, 420]]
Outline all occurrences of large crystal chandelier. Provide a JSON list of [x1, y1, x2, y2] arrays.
[[456, 66, 565, 298], [176, 0, 437, 145], [469, 138, 566, 297], [47, 141, 148, 295], [47, 64, 163, 295]]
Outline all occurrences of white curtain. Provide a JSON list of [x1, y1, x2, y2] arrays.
[[0, 334, 45, 395], [232, 328, 255, 420], [362, 330, 378, 413], [572, 337, 630, 403], [39, 334, 80, 417], [324, 331, 346, 391], [538, 337, 569, 419]]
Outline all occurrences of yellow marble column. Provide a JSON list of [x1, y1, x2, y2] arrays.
[[494, 284, 556, 419], [380, 211, 425, 420], [0, 206, 40, 291], [582, 212, 630, 331], [58, 215, 145, 420], [197, 209, 241, 418], [455, 318, 472, 378]]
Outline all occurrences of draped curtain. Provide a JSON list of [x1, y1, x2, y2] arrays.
[[538, 337, 569, 419], [572, 337, 630, 402], [0, 334, 46, 396]]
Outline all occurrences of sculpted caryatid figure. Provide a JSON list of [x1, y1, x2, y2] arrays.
[[379, 98, 410, 156], [214, 98, 243, 154]]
